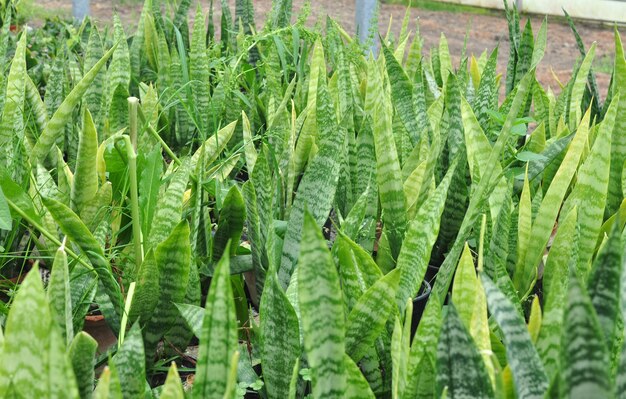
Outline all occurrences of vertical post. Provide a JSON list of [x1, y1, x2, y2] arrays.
[[355, 0, 379, 55], [72, 0, 90, 21]]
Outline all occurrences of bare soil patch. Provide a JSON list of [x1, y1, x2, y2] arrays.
[[36, 0, 623, 97]]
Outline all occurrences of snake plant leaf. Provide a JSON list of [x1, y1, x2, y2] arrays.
[[144, 221, 191, 355], [71, 109, 99, 216], [568, 43, 595, 130], [561, 270, 612, 398], [25, 72, 47, 141], [260, 268, 300, 399], [405, 296, 443, 398], [190, 5, 211, 131], [128, 249, 160, 326], [0, 265, 77, 398], [175, 303, 204, 338], [482, 273, 548, 398], [112, 323, 146, 398], [138, 146, 163, 240], [433, 70, 535, 301], [452, 243, 477, 329], [367, 58, 406, 261], [298, 211, 347, 398], [536, 207, 578, 377], [146, 160, 190, 250], [345, 354, 376, 399], [346, 269, 400, 363], [334, 232, 383, 312], [190, 120, 238, 175], [42, 196, 122, 327], [242, 111, 258, 173], [587, 221, 623, 357], [562, 94, 617, 270], [382, 42, 420, 145], [31, 44, 116, 164], [47, 244, 74, 345], [278, 75, 344, 288], [0, 31, 26, 170], [0, 185, 10, 231], [160, 363, 185, 399], [396, 161, 455, 313], [193, 242, 238, 399], [436, 304, 494, 399], [293, 38, 324, 176], [93, 366, 122, 399], [515, 107, 591, 297], [69, 332, 98, 399], [109, 14, 131, 96], [608, 29, 626, 216], [212, 184, 246, 262], [84, 26, 104, 124]]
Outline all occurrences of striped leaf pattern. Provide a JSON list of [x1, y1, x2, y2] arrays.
[[482, 274, 548, 398], [298, 211, 347, 398], [396, 161, 455, 312], [367, 59, 406, 260], [587, 221, 623, 356], [112, 323, 146, 398], [561, 271, 611, 398], [436, 304, 493, 399], [0, 265, 78, 398], [68, 332, 98, 399], [42, 197, 122, 327], [0, 32, 26, 168], [345, 269, 400, 363], [31, 44, 116, 164], [515, 108, 591, 296], [193, 242, 238, 399], [47, 245, 73, 345], [278, 76, 344, 287], [260, 268, 300, 399], [144, 221, 191, 355], [608, 29, 626, 215]]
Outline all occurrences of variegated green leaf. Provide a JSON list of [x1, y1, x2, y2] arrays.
[[562, 94, 617, 270], [482, 273, 548, 398], [32, 44, 116, 164], [193, 242, 238, 399], [69, 332, 98, 399], [345, 354, 375, 399], [436, 304, 493, 399], [515, 108, 591, 297], [278, 76, 344, 287], [112, 323, 146, 398], [396, 162, 455, 313], [0, 31, 26, 168], [367, 58, 405, 260], [212, 184, 245, 262], [608, 29, 626, 215], [42, 197, 122, 328], [47, 244, 73, 345], [144, 221, 191, 355], [587, 221, 623, 357], [346, 269, 400, 363], [160, 363, 185, 399], [71, 109, 99, 216], [568, 44, 595, 130], [561, 271, 611, 398], [260, 268, 300, 399], [298, 211, 346, 398]]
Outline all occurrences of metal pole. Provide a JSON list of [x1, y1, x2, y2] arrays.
[[73, 0, 90, 21], [356, 0, 378, 55]]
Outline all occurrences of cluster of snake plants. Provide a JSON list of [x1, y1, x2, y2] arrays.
[[0, 0, 625, 397]]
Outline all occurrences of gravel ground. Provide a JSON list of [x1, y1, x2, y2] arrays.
[[37, 0, 624, 98]]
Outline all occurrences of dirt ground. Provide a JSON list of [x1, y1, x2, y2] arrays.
[[38, 0, 624, 98]]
